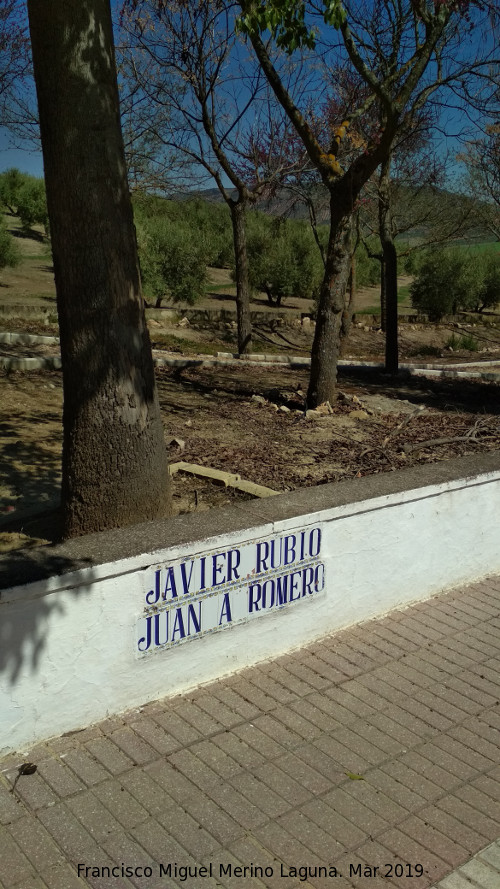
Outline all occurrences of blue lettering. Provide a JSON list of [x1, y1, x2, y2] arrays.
[[227, 548, 241, 582], [256, 542, 269, 573], [163, 567, 178, 599], [138, 615, 152, 651], [284, 535, 296, 565], [171, 608, 186, 641], [261, 579, 274, 608], [145, 568, 161, 605], [289, 571, 301, 600], [315, 563, 325, 591], [299, 531, 306, 561], [248, 583, 262, 612], [274, 574, 288, 606], [301, 566, 314, 596], [200, 556, 207, 589], [212, 552, 226, 586], [219, 593, 232, 625], [154, 611, 169, 646], [180, 560, 194, 595], [187, 603, 202, 635], [270, 538, 282, 569], [309, 527, 321, 557]]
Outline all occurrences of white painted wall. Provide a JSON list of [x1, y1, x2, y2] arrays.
[[2, 466, 500, 755]]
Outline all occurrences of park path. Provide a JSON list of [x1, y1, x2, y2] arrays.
[[1, 576, 500, 889]]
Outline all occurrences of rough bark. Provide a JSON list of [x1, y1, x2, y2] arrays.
[[307, 201, 352, 408], [383, 241, 398, 373], [229, 198, 252, 354], [379, 158, 399, 373], [340, 252, 356, 353], [379, 257, 387, 333], [28, 0, 171, 538]]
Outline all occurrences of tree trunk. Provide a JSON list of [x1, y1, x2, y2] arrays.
[[307, 202, 352, 408], [379, 256, 387, 333], [379, 157, 399, 373], [28, 0, 171, 538], [264, 286, 275, 305], [340, 239, 356, 350], [383, 241, 398, 372], [229, 198, 252, 354]]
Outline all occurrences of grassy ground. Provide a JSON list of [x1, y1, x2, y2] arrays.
[[357, 284, 412, 315], [2, 214, 499, 365], [149, 331, 287, 356], [458, 241, 500, 254], [1, 214, 55, 307]]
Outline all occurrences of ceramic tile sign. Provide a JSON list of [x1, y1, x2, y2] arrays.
[[136, 525, 325, 656]]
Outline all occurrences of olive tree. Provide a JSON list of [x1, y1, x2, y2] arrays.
[[239, 0, 499, 405], [460, 124, 500, 241], [120, 0, 305, 353]]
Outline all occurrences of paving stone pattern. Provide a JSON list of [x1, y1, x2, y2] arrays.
[[432, 840, 500, 888], [1, 577, 500, 889]]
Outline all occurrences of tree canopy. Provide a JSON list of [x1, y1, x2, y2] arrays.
[[234, 0, 498, 403]]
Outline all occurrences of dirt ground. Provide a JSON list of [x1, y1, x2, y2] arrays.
[[1, 217, 500, 552], [1, 363, 500, 551]]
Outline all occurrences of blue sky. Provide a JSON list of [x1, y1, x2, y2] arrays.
[[0, 0, 134, 177], [0, 127, 43, 176], [1, 1, 497, 183], [0, 0, 122, 177]]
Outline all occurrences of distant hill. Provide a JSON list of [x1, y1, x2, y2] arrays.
[[170, 182, 494, 242], [171, 184, 331, 222]]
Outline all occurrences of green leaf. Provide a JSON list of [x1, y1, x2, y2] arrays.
[[237, 0, 345, 53], [345, 771, 365, 780], [323, 0, 346, 27]]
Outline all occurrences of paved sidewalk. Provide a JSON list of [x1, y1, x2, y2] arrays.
[[1, 576, 500, 889], [433, 839, 500, 888]]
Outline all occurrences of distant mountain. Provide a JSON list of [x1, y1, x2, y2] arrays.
[[171, 184, 331, 222], [169, 183, 494, 241]]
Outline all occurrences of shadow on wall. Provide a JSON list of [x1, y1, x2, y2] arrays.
[[0, 546, 96, 687]]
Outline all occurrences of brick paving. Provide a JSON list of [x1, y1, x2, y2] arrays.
[[1, 576, 500, 889], [432, 840, 500, 888]]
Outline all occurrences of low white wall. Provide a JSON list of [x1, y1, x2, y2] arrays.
[[2, 458, 500, 755]]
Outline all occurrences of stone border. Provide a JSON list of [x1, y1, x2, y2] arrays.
[[2, 328, 500, 376], [0, 332, 59, 345], [0, 355, 62, 370], [2, 348, 500, 381]]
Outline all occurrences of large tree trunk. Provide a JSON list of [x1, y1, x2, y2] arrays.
[[229, 198, 252, 354], [379, 157, 399, 373], [28, 0, 171, 538], [307, 203, 352, 408]]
